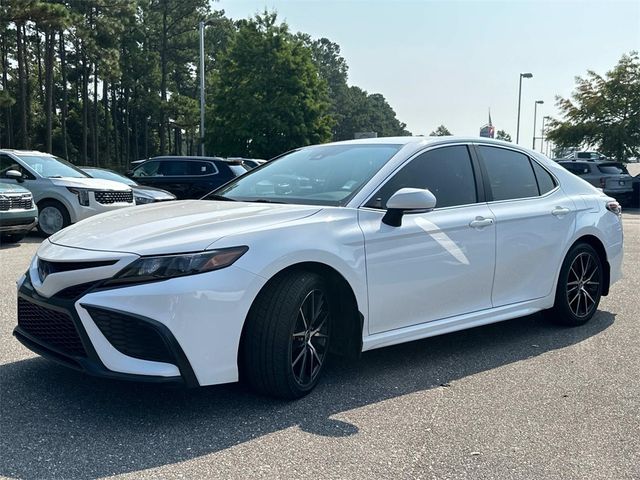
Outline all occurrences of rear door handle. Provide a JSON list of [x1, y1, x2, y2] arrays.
[[469, 217, 494, 229], [551, 206, 571, 217]]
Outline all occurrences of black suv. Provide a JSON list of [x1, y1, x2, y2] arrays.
[[129, 156, 249, 199]]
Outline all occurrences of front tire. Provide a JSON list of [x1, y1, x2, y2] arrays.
[[37, 200, 70, 237], [546, 243, 603, 326], [242, 271, 332, 399]]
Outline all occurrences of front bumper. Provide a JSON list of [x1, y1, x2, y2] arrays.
[[0, 209, 38, 234], [15, 273, 196, 386], [15, 241, 266, 387]]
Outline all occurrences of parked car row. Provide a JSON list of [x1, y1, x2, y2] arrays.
[[0, 151, 254, 241], [556, 159, 637, 205]]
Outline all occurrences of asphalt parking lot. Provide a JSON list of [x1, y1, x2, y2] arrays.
[[0, 212, 638, 480]]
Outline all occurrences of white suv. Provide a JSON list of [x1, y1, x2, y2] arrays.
[[0, 150, 134, 236]]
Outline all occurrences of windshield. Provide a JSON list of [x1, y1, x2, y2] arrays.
[[209, 144, 402, 206], [83, 168, 137, 185], [18, 154, 89, 179]]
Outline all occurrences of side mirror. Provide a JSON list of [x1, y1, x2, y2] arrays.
[[5, 169, 24, 182], [382, 188, 437, 227]]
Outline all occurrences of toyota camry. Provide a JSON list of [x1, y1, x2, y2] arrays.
[[14, 137, 623, 398]]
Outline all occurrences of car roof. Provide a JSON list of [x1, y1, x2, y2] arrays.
[[148, 156, 230, 162], [0, 149, 54, 156]]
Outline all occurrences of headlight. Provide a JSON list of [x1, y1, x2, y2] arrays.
[[67, 187, 90, 206], [101, 247, 248, 287], [134, 194, 154, 205]]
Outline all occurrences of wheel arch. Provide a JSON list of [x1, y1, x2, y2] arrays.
[[568, 234, 611, 296], [37, 196, 75, 223], [238, 261, 364, 371]]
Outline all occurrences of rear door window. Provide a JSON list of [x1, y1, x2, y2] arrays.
[[187, 161, 218, 176], [478, 146, 538, 201]]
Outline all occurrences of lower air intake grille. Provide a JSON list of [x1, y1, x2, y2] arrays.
[[94, 191, 133, 204], [17, 298, 86, 357], [85, 307, 174, 363]]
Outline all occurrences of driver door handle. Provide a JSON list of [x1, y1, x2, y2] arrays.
[[469, 217, 494, 229], [551, 206, 571, 217]]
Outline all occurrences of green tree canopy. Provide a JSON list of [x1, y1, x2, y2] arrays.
[[429, 124, 452, 136], [207, 12, 332, 158], [496, 129, 512, 142], [547, 51, 640, 161]]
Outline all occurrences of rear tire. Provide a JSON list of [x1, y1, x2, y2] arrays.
[[546, 243, 603, 326], [242, 271, 332, 399], [37, 200, 70, 237]]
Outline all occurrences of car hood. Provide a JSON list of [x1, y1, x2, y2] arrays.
[[0, 182, 31, 194], [132, 184, 176, 199], [49, 177, 131, 191], [49, 200, 322, 255]]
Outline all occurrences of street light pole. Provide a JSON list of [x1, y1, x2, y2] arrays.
[[516, 72, 533, 144], [532, 100, 544, 150], [199, 20, 206, 157], [541, 115, 551, 154]]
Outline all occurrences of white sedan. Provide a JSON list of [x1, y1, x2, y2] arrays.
[[15, 137, 623, 398]]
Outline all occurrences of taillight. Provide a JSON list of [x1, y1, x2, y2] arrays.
[[606, 201, 622, 217], [599, 177, 606, 188]]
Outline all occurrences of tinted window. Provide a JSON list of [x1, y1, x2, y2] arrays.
[[479, 146, 538, 201], [597, 164, 628, 175], [563, 162, 591, 175], [531, 161, 556, 194], [132, 161, 160, 177], [365, 145, 477, 209], [159, 161, 190, 176], [186, 161, 217, 176]]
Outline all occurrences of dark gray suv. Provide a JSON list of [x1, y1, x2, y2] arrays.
[[558, 160, 633, 202]]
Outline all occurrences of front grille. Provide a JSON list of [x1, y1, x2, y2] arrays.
[[37, 258, 117, 282], [17, 298, 86, 357], [0, 196, 32, 211], [86, 307, 174, 363], [94, 191, 133, 205]]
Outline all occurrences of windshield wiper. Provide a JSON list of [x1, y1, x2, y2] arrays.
[[205, 194, 237, 201], [48, 175, 64, 178], [250, 199, 287, 204]]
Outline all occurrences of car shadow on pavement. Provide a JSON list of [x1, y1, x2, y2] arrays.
[[0, 310, 614, 479], [0, 235, 42, 250]]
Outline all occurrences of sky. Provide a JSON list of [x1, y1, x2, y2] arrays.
[[216, 0, 640, 148]]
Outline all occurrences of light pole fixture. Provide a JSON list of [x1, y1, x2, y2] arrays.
[[516, 72, 533, 144], [532, 100, 544, 149], [199, 18, 216, 157]]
